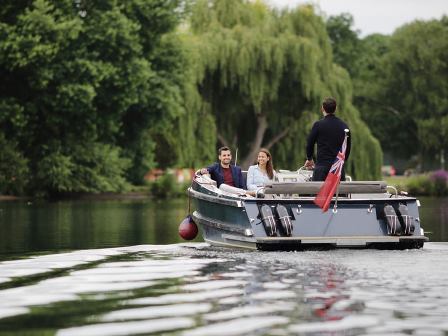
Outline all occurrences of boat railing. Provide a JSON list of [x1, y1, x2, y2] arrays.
[[276, 167, 312, 183], [276, 167, 353, 183], [263, 181, 388, 195], [386, 185, 398, 197]]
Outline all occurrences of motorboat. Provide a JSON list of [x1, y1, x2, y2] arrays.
[[188, 169, 428, 250]]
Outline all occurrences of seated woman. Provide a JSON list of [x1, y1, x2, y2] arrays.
[[247, 148, 275, 193]]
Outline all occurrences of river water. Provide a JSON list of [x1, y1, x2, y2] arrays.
[[0, 197, 447, 335]]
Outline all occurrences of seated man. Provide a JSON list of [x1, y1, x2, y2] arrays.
[[200, 146, 247, 189]]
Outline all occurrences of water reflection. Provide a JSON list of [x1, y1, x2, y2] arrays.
[[1, 197, 447, 335], [0, 243, 448, 335], [0, 197, 447, 257], [0, 199, 198, 256], [419, 197, 448, 243]]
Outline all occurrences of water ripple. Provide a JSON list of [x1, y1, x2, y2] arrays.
[[182, 316, 289, 336], [0, 242, 448, 335], [57, 317, 195, 336], [101, 303, 212, 321]]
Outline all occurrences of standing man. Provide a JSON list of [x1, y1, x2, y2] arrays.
[[304, 97, 351, 181], [200, 146, 247, 189]]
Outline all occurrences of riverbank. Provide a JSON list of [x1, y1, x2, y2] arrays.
[[0, 187, 152, 202], [385, 172, 448, 196], [2, 174, 446, 201]]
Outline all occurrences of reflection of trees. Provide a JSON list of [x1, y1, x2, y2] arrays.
[[0, 199, 192, 254], [419, 197, 448, 242]]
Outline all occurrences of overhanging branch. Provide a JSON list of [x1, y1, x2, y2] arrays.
[[217, 133, 229, 146], [265, 127, 290, 149]]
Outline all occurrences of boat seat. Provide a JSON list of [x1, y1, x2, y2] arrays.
[[263, 181, 387, 195]]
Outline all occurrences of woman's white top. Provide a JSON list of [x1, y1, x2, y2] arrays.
[[246, 165, 275, 191]]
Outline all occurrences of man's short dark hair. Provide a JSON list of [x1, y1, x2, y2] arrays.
[[322, 97, 337, 114], [218, 146, 231, 155]]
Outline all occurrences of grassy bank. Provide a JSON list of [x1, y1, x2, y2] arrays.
[[0, 175, 190, 201], [385, 171, 448, 196]]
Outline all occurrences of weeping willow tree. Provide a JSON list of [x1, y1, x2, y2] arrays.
[[181, 0, 381, 179], [167, 33, 218, 169]]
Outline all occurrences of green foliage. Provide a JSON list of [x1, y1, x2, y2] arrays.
[[149, 174, 187, 198], [185, 0, 381, 179], [0, 0, 184, 195], [432, 177, 448, 197], [378, 19, 448, 164], [189, 1, 331, 156], [152, 33, 217, 170], [326, 15, 393, 160], [417, 116, 448, 169], [0, 133, 29, 195], [342, 17, 448, 167], [403, 175, 432, 196], [35, 143, 131, 195], [329, 14, 448, 172], [387, 172, 448, 197], [35, 151, 75, 193], [405, 174, 445, 196], [326, 13, 361, 77], [169, 34, 217, 169], [384, 20, 448, 120]]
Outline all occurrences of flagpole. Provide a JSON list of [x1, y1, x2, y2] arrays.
[[333, 129, 349, 213], [333, 183, 340, 213]]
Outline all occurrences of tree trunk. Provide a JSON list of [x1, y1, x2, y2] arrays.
[[264, 127, 290, 150], [240, 115, 292, 170], [217, 133, 229, 147], [241, 114, 268, 169]]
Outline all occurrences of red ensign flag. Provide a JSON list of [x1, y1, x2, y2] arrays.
[[314, 132, 349, 212]]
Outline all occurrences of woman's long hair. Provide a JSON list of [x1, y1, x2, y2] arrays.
[[258, 148, 274, 180]]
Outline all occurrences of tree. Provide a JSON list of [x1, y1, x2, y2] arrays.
[[0, 133, 29, 195], [184, 0, 381, 179], [159, 32, 218, 169], [0, 0, 185, 194], [326, 13, 361, 77], [325, 14, 448, 171], [325, 14, 397, 157], [376, 18, 448, 168], [418, 117, 448, 170]]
